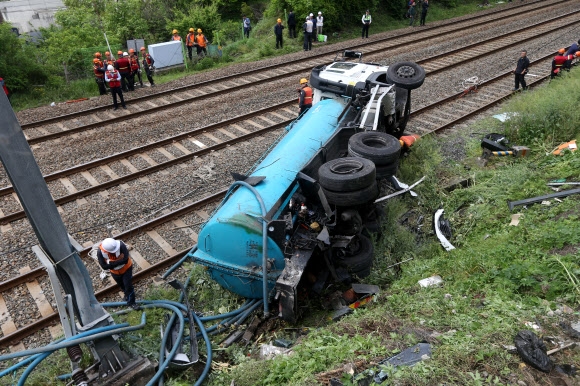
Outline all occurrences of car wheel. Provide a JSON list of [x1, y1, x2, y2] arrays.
[[386, 61, 426, 90], [323, 182, 379, 207], [318, 157, 376, 192], [334, 234, 374, 278], [348, 132, 401, 165]]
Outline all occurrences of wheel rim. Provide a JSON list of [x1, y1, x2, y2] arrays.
[[330, 160, 364, 174], [396, 65, 416, 79]]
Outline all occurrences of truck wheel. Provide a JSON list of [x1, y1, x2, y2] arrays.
[[323, 182, 379, 207], [318, 157, 376, 192], [335, 234, 374, 278], [386, 61, 425, 90], [375, 158, 399, 179], [348, 132, 401, 165]]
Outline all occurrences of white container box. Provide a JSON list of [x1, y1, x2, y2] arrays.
[[147, 41, 184, 68]]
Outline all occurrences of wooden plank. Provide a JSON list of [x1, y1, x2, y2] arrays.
[[130, 248, 151, 269], [9, 343, 25, 353], [281, 108, 296, 115], [246, 120, 265, 129], [172, 219, 198, 242], [0, 294, 17, 336], [55, 122, 68, 131], [218, 128, 238, 139], [268, 111, 287, 120], [12, 193, 23, 210], [230, 124, 250, 134], [59, 177, 87, 206], [91, 114, 102, 122], [139, 154, 158, 166], [157, 147, 176, 160], [81, 171, 108, 197], [120, 159, 139, 173], [19, 266, 54, 318], [100, 165, 129, 190], [0, 208, 12, 233], [202, 132, 223, 144], [173, 142, 192, 155], [188, 139, 207, 148], [146, 101, 158, 108], [146, 230, 178, 256], [195, 210, 210, 220], [258, 116, 276, 125], [48, 324, 63, 339]]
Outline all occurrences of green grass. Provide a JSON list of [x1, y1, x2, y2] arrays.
[[10, 0, 488, 111]]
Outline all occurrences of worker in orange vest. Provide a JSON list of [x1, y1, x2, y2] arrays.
[[185, 28, 196, 60], [97, 238, 137, 309], [140, 47, 155, 87], [128, 48, 141, 88], [115, 52, 131, 91], [298, 78, 312, 115], [93, 58, 107, 95], [104, 65, 126, 110], [196, 28, 208, 56], [171, 29, 181, 41]]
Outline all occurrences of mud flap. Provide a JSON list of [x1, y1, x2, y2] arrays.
[[276, 248, 315, 323]]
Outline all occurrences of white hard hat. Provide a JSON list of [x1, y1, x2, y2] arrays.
[[306, 16, 309, 20], [309, 13, 313, 16], [107, 65, 114, 71], [102, 238, 120, 253], [318, 11, 322, 14], [122, 52, 128, 57]]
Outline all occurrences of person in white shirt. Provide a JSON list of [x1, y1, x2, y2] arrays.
[[316, 12, 323, 36]]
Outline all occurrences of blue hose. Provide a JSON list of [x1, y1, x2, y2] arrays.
[[161, 244, 197, 280], [191, 311, 212, 386]]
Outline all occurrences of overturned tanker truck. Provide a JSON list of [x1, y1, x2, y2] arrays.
[[188, 52, 425, 322]]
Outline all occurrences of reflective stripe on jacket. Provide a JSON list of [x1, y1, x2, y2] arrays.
[[129, 56, 140, 71], [116, 57, 130, 73], [299, 86, 313, 107], [105, 70, 121, 88], [99, 244, 132, 275]]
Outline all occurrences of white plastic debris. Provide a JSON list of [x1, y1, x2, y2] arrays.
[[492, 112, 519, 122], [50, 102, 56, 106], [418, 275, 443, 288], [510, 213, 523, 226], [259, 344, 291, 359]]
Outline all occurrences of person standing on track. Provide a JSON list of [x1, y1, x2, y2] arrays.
[[298, 78, 312, 115], [274, 18, 285, 49], [361, 10, 371, 39], [303, 16, 313, 51], [140, 47, 155, 87], [288, 10, 296, 38], [104, 65, 126, 110], [186, 28, 196, 60], [97, 238, 138, 309], [93, 58, 107, 95], [420, 0, 429, 26], [115, 52, 131, 92], [513, 50, 529, 91]]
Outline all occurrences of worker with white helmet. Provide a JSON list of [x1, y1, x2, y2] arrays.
[[316, 12, 323, 36], [97, 238, 137, 308], [104, 65, 126, 110], [303, 15, 313, 51]]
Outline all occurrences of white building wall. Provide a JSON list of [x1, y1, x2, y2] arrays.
[[0, 0, 64, 34]]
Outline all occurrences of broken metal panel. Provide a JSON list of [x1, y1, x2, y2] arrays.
[[276, 249, 314, 322]]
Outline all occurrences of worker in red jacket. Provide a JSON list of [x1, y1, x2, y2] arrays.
[[140, 47, 155, 87], [551, 48, 568, 79], [128, 48, 141, 89], [115, 52, 131, 91], [104, 65, 126, 110], [93, 58, 107, 95]]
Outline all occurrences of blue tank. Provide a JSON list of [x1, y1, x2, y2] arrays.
[[188, 99, 347, 299]]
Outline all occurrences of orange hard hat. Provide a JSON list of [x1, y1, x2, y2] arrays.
[[94, 52, 101, 58], [93, 58, 100, 64], [576, 51, 580, 57], [105, 51, 110, 56], [140, 46, 146, 51], [117, 50, 123, 55], [558, 48, 566, 54], [129, 48, 135, 53]]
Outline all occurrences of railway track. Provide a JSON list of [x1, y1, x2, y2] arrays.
[[18, 0, 563, 146], [1, 0, 578, 353]]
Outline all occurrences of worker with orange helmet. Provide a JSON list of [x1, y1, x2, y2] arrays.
[[128, 48, 142, 88], [140, 47, 155, 87], [512, 50, 529, 91], [551, 48, 568, 79], [185, 28, 196, 60], [115, 52, 131, 91], [195, 28, 208, 56], [298, 78, 312, 115], [274, 18, 285, 49], [93, 57, 107, 95], [171, 29, 181, 41]]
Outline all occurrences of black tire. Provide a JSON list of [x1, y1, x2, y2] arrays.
[[348, 132, 401, 165], [335, 235, 374, 278], [375, 158, 400, 179], [318, 157, 376, 192], [386, 61, 426, 90], [323, 182, 379, 207]]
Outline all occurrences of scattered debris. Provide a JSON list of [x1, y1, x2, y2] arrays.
[[514, 330, 553, 372], [444, 177, 473, 192], [259, 343, 292, 359], [541, 200, 551, 206], [561, 321, 580, 339], [510, 213, 523, 226], [433, 209, 455, 251], [273, 339, 293, 348], [552, 140, 577, 156], [547, 342, 576, 356], [503, 344, 517, 354], [418, 275, 443, 288], [220, 330, 244, 348], [191, 160, 216, 181], [524, 322, 541, 331], [492, 113, 519, 122], [508, 188, 580, 211], [374, 176, 426, 203], [241, 316, 262, 346], [366, 343, 432, 385]]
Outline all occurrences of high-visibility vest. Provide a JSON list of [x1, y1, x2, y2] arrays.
[[94, 61, 104, 78], [129, 56, 139, 71], [99, 243, 132, 275], [143, 53, 153, 66], [106, 70, 121, 88], [196, 34, 207, 48], [172, 35, 182, 41], [553, 55, 567, 67], [300, 86, 313, 106], [186, 33, 195, 46]]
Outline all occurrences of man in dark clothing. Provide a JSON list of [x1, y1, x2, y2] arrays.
[[97, 238, 137, 309], [288, 10, 296, 38], [566, 40, 579, 56], [274, 19, 285, 49], [513, 50, 529, 91], [115, 52, 131, 92], [140, 47, 155, 86], [408, 1, 416, 26], [420, 0, 429, 26]]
